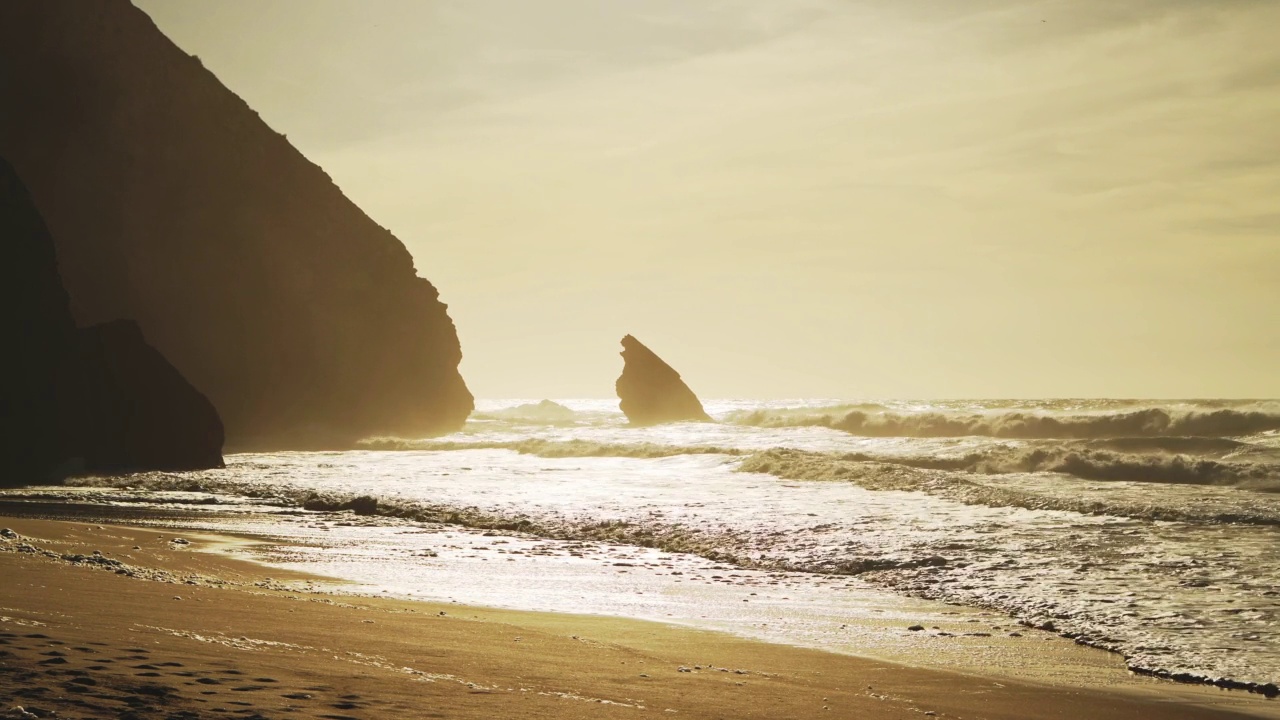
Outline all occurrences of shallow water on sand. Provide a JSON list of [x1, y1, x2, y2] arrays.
[[6, 398, 1279, 693]]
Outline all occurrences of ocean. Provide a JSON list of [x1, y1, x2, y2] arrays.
[[5, 398, 1279, 694]]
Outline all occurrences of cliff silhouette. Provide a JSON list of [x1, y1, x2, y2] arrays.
[[3, 156, 224, 486], [0, 0, 473, 449]]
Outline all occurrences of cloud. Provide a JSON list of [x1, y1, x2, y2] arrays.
[[1189, 213, 1280, 237]]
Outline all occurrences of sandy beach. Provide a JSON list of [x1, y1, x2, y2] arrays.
[[2, 515, 1276, 720], [4, 2, 1278, 718]]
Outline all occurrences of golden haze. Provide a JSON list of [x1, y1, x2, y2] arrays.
[[136, 0, 1280, 399]]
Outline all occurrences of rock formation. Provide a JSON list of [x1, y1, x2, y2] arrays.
[[1, 156, 76, 484], [488, 400, 577, 424], [0, 0, 473, 450], [615, 335, 711, 425], [56, 319, 225, 473], [1, 156, 224, 486]]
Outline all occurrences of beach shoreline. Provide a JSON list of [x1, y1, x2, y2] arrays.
[[2, 513, 1277, 719]]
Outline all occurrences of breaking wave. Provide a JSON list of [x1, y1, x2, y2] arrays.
[[729, 405, 1280, 439], [734, 448, 1280, 525], [358, 437, 745, 458], [358, 436, 1278, 491], [836, 444, 1280, 491]]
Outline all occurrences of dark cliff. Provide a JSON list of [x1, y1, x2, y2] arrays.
[[2, 156, 224, 486], [1, 156, 76, 482], [615, 335, 711, 426], [0, 0, 474, 449]]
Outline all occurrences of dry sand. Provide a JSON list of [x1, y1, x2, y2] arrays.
[[1, 517, 1276, 720]]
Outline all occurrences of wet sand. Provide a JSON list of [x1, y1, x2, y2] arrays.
[[2, 517, 1276, 720]]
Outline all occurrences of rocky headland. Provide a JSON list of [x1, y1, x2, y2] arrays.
[[0, 0, 473, 450]]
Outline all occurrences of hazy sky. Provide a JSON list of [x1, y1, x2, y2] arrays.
[[135, 0, 1280, 399]]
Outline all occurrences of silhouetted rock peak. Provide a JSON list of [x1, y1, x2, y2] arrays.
[[1, 156, 223, 486], [0, 0, 473, 449], [615, 335, 711, 426]]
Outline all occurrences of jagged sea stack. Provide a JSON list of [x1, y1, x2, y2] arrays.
[[0, 0, 473, 449], [1, 156, 224, 486], [615, 335, 712, 426]]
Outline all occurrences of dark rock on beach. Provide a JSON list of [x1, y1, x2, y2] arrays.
[[56, 320, 224, 473], [0, 156, 76, 484], [1, 155, 224, 486], [302, 494, 379, 516], [0, 0, 473, 450], [615, 335, 711, 426]]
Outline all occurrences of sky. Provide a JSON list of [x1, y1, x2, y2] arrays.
[[135, 0, 1280, 399]]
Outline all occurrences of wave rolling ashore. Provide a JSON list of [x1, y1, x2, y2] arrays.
[[1, 516, 1276, 720]]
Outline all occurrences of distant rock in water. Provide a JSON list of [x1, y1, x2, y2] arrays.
[[0, 0, 473, 450], [1, 156, 223, 486], [615, 335, 711, 426], [487, 400, 577, 423]]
